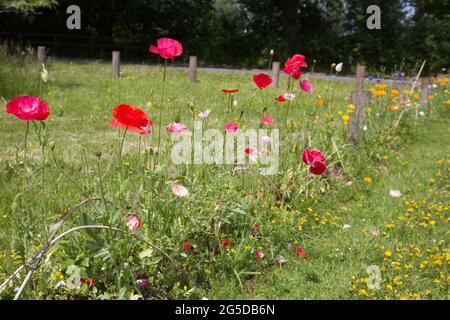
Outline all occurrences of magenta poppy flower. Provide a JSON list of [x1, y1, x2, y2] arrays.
[[256, 250, 264, 259], [296, 247, 309, 257], [300, 79, 314, 92], [253, 73, 272, 89], [137, 279, 150, 289], [149, 37, 183, 60], [302, 149, 328, 175], [260, 115, 273, 126], [225, 123, 239, 133], [6, 96, 50, 121], [283, 54, 307, 75], [166, 122, 189, 135], [126, 214, 141, 232]]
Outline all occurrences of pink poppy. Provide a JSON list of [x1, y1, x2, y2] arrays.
[[225, 123, 239, 133], [283, 54, 307, 75], [220, 239, 231, 248], [172, 184, 189, 197], [125, 214, 141, 232], [260, 115, 273, 126], [149, 37, 182, 60], [253, 73, 272, 89], [6, 96, 50, 121], [296, 247, 309, 257], [300, 79, 314, 92], [198, 109, 211, 119], [166, 122, 189, 135], [275, 256, 288, 266], [256, 250, 264, 259], [302, 149, 328, 176]]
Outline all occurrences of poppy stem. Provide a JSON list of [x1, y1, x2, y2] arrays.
[[97, 157, 108, 211], [118, 128, 127, 166], [157, 59, 168, 161], [24, 121, 30, 164]]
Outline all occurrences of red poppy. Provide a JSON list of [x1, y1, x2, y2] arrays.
[[220, 239, 231, 248], [182, 241, 193, 251], [253, 73, 272, 90], [6, 96, 50, 121], [283, 54, 307, 75], [149, 37, 183, 60], [292, 68, 302, 80], [296, 247, 309, 257], [302, 149, 325, 164], [81, 277, 94, 288], [245, 148, 254, 154], [277, 95, 287, 102], [110, 104, 152, 135], [222, 89, 239, 94], [302, 149, 328, 175], [251, 223, 259, 237]]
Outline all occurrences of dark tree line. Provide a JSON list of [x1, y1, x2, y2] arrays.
[[0, 0, 448, 74]]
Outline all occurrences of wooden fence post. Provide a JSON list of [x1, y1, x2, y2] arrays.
[[112, 51, 120, 77], [272, 61, 280, 88], [37, 46, 46, 63], [189, 56, 197, 83], [347, 64, 371, 146]]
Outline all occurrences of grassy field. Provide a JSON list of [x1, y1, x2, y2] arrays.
[[0, 53, 448, 300]]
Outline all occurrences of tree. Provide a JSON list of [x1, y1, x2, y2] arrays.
[[0, 0, 57, 12], [344, 0, 408, 74], [407, 0, 450, 73]]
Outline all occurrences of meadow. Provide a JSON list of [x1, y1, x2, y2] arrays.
[[0, 46, 448, 300]]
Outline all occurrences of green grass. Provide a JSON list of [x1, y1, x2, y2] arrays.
[[0, 53, 448, 300]]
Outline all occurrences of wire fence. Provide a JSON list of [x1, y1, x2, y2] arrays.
[[0, 31, 154, 62]]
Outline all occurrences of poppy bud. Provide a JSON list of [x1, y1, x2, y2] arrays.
[[95, 151, 102, 159], [270, 49, 274, 56], [49, 141, 55, 151]]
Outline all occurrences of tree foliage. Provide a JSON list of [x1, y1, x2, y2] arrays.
[[0, 0, 448, 73]]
